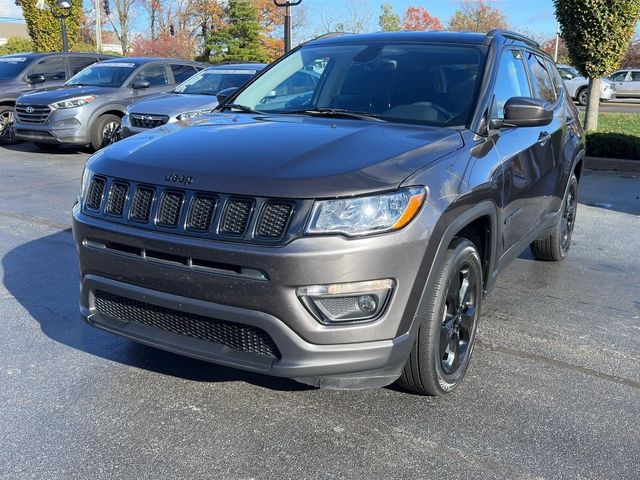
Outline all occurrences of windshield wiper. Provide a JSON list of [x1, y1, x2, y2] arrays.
[[220, 103, 259, 113], [282, 108, 386, 122]]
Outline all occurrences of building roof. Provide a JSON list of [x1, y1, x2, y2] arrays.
[[0, 22, 29, 40]]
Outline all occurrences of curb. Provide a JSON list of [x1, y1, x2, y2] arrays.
[[585, 156, 640, 173]]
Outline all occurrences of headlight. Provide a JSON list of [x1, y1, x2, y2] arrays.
[[80, 166, 93, 201], [52, 95, 96, 109], [306, 187, 426, 237], [176, 109, 216, 121]]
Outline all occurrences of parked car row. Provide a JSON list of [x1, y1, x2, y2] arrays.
[[556, 63, 640, 105], [0, 52, 265, 150]]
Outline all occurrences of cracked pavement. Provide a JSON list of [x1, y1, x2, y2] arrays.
[[0, 143, 639, 480]]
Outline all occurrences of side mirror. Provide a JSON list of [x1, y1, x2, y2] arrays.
[[492, 97, 553, 129], [216, 87, 237, 104], [131, 79, 150, 89], [560, 74, 573, 80], [27, 73, 46, 84]]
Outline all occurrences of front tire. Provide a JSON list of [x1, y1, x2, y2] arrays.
[[530, 173, 578, 261], [91, 114, 121, 151], [0, 105, 18, 145], [397, 238, 483, 396], [576, 88, 589, 106]]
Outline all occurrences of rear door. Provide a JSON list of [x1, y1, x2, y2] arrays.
[[628, 71, 640, 96], [66, 55, 100, 77], [169, 63, 199, 85]]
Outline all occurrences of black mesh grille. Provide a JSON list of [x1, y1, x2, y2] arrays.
[[85, 176, 106, 211], [157, 191, 184, 227], [130, 114, 169, 129], [105, 182, 128, 216], [187, 195, 217, 232], [130, 187, 154, 222], [256, 202, 294, 238], [220, 199, 252, 235], [94, 291, 280, 358]]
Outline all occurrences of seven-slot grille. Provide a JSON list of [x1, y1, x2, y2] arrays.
[[83, 175, 297, 243], [15, 104, 52, 124], [130, 113, 169, 129], [94, 290, 280, 358]]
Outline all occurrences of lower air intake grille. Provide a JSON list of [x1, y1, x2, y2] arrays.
[[157, 191, 184, 227], [85, 176, 106, 211], [187, 195, 217, 232], [105, 182, 128, 216], [130, 187, 154, 222], [93, 291, 280, 358], [256, 202, 294, 238], [220, 199, 252, 235]]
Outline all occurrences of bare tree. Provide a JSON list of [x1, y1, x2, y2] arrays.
[[108, 0, 138, 54], [343, 0, 373, 33]]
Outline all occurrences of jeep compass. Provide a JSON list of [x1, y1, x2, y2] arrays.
[[73, 30, 584, 395]]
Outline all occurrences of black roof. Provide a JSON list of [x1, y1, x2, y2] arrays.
[[305, 29, 539, 49], [2, 52, 114, 59], [100, 57, 202, 66]]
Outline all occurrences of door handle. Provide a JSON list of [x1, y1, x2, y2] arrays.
[[537, 131, 551, 144], [566, 116, 575, 126]]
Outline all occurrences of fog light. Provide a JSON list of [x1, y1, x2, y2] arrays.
[[297, 279, 394, 324]]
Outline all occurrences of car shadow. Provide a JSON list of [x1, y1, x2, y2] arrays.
[[1, 141, 91, 155], [2, 228, 312, 392]]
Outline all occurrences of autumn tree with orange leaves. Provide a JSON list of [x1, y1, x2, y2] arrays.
[[403, 6, 443, 31], [448, 0, 508, 32]]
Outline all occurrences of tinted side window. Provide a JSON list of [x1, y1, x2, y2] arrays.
[[134, 64, 169, 86], [30, 56, 66, 81], [171, 64, 197, 84], [546, 59, 565, 98], [631, 71, 640, 81], [611, 71, 628, 81], [493, 49, 531, 119], [525, 52, 556, 102], [68, 56, 99, 75]]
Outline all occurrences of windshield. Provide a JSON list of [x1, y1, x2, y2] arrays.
[[67, 62, 136, 87], [233, 43, 485, 127], [0, 56, 33, 80], [174, 68, 257, 95]]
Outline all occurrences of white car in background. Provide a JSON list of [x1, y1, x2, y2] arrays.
[[556, 64, 615, 105]]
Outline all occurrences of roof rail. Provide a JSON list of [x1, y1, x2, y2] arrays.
[[303, 32, 354, 44], [483, 29, 540, 48]]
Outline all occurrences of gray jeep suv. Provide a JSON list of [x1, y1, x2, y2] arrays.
[[73, 31, 584, 395], [0, 52, 114, 143], [14, 57, 203, 150]]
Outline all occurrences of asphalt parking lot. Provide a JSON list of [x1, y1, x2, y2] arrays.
[[0, 143, 639, 480]]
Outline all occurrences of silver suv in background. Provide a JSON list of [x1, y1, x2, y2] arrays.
[[609, 69, 640, 99], [13, 57, 204, 151], [122, 63, 265, 138], [556, 64, 615, 105]]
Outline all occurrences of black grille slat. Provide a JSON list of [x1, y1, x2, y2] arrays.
[[157, 191, 184, 227], [94, 291, 280, 358], [256, 202, 294, 239], [130, 113, 169, 129], [130, 187, 154, 223], [15, 104, 52, 124], [187, 196, 217, 232], [105, 182, 128, 217], [85, 177, 106, 211], [220, 199, 252, 235]]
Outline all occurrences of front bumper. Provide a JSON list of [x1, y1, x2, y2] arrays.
[[73, 203, 435, 387], [15, 108, 90, 145]]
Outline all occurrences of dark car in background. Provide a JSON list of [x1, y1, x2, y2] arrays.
[[73, 30, 584, 395], [0, 52, 115, 143], [13, 57, 204, 151], [121, 63, 266, 138]]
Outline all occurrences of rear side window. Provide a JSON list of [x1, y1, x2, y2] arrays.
[[631, 71, 640, 81], [30, 56, 66, 81], [68, 56, 99, 75], [134, 64, 169, 86], [171, 64, 198, 83], [493, 49, 531, 119], [525, 52, 557, 102]]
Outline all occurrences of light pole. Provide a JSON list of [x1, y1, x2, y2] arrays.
[[35, 0, 72, 52], [273, 0, 302, 53]]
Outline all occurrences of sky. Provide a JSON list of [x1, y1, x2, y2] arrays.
[[0, 0, 638, 40]]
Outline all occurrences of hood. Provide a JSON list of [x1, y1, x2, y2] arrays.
[[90, 113, 463, 198], [17, 85, 119, 103], [129, 93, 218, 117]]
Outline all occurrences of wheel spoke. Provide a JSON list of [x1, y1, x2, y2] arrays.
[[459, 305, 476, 333]]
